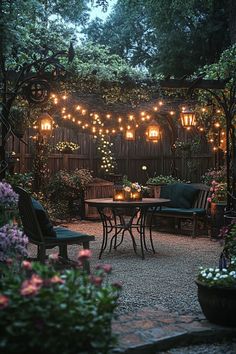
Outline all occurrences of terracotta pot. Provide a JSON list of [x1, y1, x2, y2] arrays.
[[196, 280, 236, 327]]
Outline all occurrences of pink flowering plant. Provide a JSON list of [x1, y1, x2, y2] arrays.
[[207, 181, 227, 203], [0, 250, 121, 354]]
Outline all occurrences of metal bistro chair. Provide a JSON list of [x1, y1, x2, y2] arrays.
[[15, 186, 95, 273]]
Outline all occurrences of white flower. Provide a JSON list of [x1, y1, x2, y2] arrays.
[[229, 271, 236, 276], [206, 273, 213, 278]]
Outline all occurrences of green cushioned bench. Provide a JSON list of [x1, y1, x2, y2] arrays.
[[151, 183, 210, 237]]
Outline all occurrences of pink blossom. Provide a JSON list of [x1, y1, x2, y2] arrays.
[[21, 260, 32, 270], [50, 275, 65, 284], [78, 249, 92, 261], [20, 284, 39, 296], [89, 275, 103, 286], [207, 197, 212, 203], [212, 180, 217, 185], [0, 295, 9, 309], [30, 274, 43, 287], [102, 264, 112, 273]]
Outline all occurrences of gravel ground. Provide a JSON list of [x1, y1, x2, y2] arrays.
[[28, 220, 235, 353], [29, 219, 221, 316], [159, 341, 236, 353]]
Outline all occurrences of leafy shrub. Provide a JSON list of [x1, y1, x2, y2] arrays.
[[4, 172, 33, 193], [147, 174, 181, 185], [0, 252, 121, 354], [45, 169, 93, 219]]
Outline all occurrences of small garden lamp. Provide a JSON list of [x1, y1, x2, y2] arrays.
[[38, 113, 53, 137], [146, 120, 161, 142], [180, 108, 196, 130]]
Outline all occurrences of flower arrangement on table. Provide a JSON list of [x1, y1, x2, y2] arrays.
[[0, 250, 121, 353], [207, 181, 227, 204], [55, 141, 80, 153], [113, 176, 142, 201]]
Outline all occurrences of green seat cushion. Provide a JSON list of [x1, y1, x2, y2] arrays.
[[160, 183, 199, 209], [31, 198, 56, 237], [53, 227, 91, 240], [156, 207, 206, 216]]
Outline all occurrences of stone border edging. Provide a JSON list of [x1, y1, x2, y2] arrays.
[[111, 307, 236, 353]]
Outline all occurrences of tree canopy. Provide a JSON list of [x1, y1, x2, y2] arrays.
[[84, 0, 233, 76]]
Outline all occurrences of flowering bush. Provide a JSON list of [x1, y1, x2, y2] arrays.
[[197, 221, 236, 287], [201, 166, 226, 186], [207, 181, 227, 203], [0, 224, 28, 262], [55, 141, 80, 152], [0, 181, 18, 210], [0, 250, 121, 354], [0, 181, 19, 226]]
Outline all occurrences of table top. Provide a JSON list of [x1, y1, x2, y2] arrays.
[[85, 197, 170, 208]]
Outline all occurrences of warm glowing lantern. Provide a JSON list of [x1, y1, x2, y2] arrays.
[[180, 109, 196, 129], [38, 113, 53, 136], [113, 185, 125, 201], [146, 120, 161, 141], [125, 128, 135, 141]]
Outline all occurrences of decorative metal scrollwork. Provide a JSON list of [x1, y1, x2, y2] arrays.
[[24, 79, 51, 104]]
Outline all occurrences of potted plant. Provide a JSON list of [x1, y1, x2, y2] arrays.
[[146, 175, 180, 198], [196, 221, 236, 326]]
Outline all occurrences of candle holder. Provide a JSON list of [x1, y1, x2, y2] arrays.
[[113, 186, 125, 201], [130, 191, 142, 201]]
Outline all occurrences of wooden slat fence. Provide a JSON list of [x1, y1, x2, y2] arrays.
[[6, 127, 216, 184]]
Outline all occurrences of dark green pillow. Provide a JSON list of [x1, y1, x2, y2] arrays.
[[31, 198, 56, 237], [160, 183, 199, 209]]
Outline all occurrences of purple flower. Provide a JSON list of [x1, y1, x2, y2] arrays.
[[0, 224, 28, 262], [0, 182, 18, 209]]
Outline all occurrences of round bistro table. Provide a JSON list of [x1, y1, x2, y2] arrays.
[[85, 197, 170, 259]]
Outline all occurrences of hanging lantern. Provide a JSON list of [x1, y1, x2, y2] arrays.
[[38, 113, 53, 137], [180, 109, 196, 129], [146, 120, 161, 142], [125, 127, 135, 141]]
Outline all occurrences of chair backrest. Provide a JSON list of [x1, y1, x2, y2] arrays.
[[14, 186, 44, 243], [191, 184, 210, 210]]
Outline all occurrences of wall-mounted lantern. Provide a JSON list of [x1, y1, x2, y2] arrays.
[[38, 113, 53, 137], [146, 120, 161, 142], [180, 109, 196, 129]]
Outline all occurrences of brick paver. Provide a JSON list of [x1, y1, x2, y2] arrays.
[[111, 307, 236, 353]]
